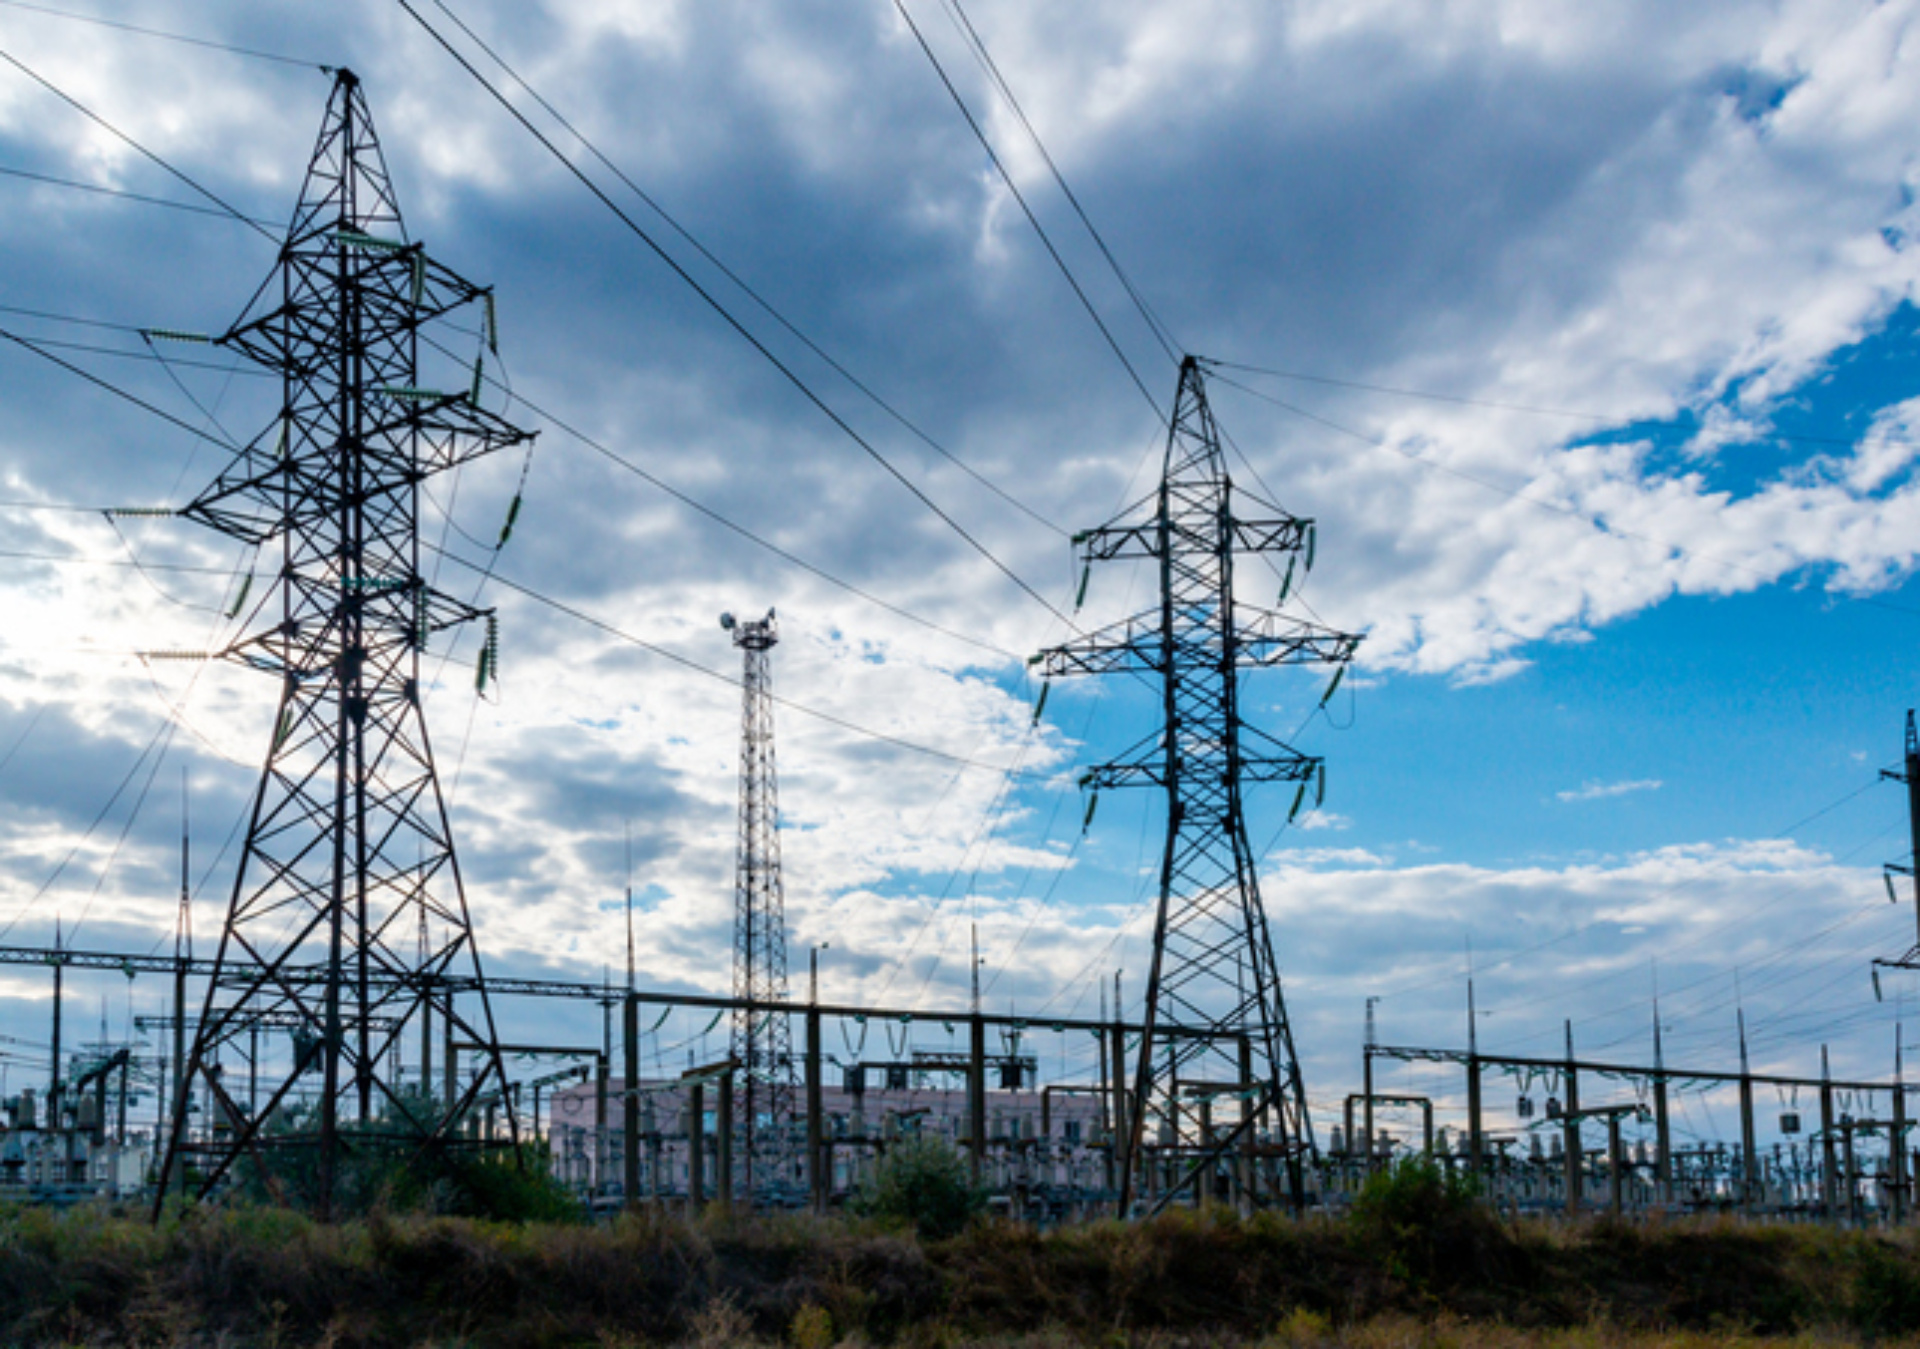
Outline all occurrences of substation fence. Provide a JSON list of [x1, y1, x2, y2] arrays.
[[1347, 1042, 1914, 1225]]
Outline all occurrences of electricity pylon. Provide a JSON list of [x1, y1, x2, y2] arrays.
[[154, 69, 533, 1218], [1035, 355, 1360, 1213], [722, 608, 795, 1200], [1873, 711, 1920, 992]]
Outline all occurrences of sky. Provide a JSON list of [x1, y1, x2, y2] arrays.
[[0, 0, 1918, 1154]]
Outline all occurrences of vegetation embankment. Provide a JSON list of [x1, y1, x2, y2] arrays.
[[6, 1158, 1920, 1346]]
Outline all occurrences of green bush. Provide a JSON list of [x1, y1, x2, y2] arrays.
[[1349, 1155, 1508, 1289], [851, 1133, 987, 1240]]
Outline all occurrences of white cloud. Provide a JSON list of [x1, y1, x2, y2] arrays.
[[1556, 778, 1664, 803]]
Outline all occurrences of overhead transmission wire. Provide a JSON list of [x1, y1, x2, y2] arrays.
[[0, 0, 320, 70], [0, 47, 280, 247], [5, 26, 1062, 665], [425, 542, 1043, 779], [0, 165, 282, 227], [889, 0, 1165, 422], [422, 0, 1064, 541], [396, 1, 1071, 629], [934, 0, 1182, 366]]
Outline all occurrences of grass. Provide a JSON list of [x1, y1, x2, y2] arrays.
[[3, 1188, 1920, 1346]]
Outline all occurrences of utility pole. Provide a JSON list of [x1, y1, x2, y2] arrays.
[[1036, 355, 1361, 1214], [723, 608, 795, 1207], [152, 69, 531, 1219]]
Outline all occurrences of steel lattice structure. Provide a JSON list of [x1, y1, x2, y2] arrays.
[[723, 608, 795, 1196], [1874, 711, 1920, 985], [155, 70, 532, 1218], [1036, 356, 1360, 1213]]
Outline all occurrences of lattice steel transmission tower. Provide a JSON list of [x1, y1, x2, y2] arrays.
[[1874, 711, 1920, 988], [155, 69, 532, 1217], [722, 608, 795, 1197], [1036, 355, 1360, 1213]]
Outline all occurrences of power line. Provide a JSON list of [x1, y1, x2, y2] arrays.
[[0, 325, 242, 448], [890, 0, 1166, 422], [0, 164, 282, 226], [0, 48, 279, 245], [397, 1, 1071, 627], [425, 542, 1050, 779], [0, 0, 321, 69], [426, 329, 1029, 664], [424, 0, 1064, 541], [935, 0, 1182, 365]]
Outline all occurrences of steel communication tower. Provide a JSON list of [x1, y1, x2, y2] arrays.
[[722, 608, 795, 1197], [155, 69, 533, 1217], [1035, 355, 1360, 1213]]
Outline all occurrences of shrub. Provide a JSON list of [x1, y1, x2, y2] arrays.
[[1349, 1155, 1509, 1290], [851, 1133, 987, 1240]]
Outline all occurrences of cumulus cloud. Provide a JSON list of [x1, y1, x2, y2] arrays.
[[0, 0, 1913, 1117]]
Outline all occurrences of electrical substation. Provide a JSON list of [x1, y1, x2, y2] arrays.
[[3, 65, 1918, 1231]]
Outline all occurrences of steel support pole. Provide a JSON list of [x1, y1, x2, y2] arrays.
[[716, 1072, 734, 1216], [1563, 1024, 1581, 1218], [1740, 1072, 1758, 1215], [1895, 1086, 1909, 1227], [688, 1081, 706, 1212], [1821, 1046, 1838, 1221], [49, 956, 63, 1138], [969, 1012, 987, 1185], [1110, 1015, 1128, 1207], [167, 954, 188, 1198], [1608, 1114, 1624, 1217], [1466, 1051, 1484, 1180], [622, 995, 640, 1207], [420, 979, 433, 1102], [1363, 1044, 1376, 1175], [806, 1004, 824, 1213], [594, 1054, 609, 1196], [443, 995, 457, 1108], [1654, 1072, 1672, 1207]]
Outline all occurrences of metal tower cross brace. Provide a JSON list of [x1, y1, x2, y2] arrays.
[[1036, 355, 1360, 1214], [723, 608, 795, 1199], [155, 69, 534, 1218]]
